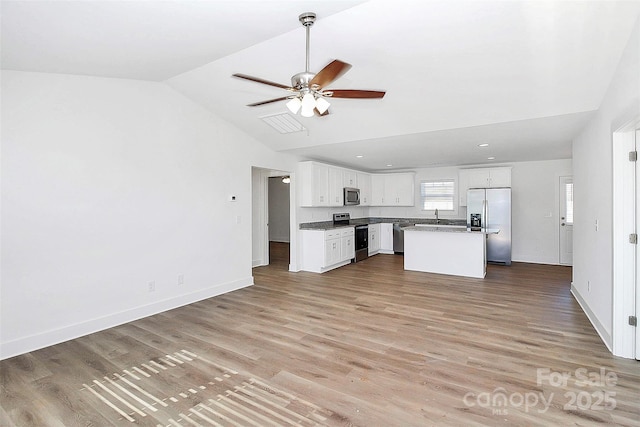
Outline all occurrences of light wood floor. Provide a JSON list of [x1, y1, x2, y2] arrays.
[[1, 244, 639, 426]]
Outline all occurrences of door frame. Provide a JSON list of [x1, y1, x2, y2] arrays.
[[612, 115, 640, 358], [251, 167, 298, 271], [559, 176, 573, 266]]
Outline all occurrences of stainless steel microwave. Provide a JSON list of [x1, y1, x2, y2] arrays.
[[344, 187, 360, 205]]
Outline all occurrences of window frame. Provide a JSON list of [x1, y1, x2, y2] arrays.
[[420, 179, 456, 212]]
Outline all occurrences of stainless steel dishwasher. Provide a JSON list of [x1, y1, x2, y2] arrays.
[[393, 223, 404, 254]]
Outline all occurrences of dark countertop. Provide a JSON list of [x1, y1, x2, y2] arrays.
[[299, 217, 467, 230], [403, 225, 499, 234]]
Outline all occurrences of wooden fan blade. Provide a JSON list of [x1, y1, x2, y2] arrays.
[[233, 73, 293, 90], [309, 60, 352, 89], [247, 96, 290, 107], [314, 107, 330, 117], [326, 89, 386, 99]]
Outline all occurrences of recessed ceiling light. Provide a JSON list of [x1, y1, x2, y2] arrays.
[[478, 143, 489, 147], [487, 156, 496, 160], [386, 164, 393, 167], [356, 155, 364, 158]]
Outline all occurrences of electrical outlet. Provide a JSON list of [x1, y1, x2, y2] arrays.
[[148, 281, 155, 292], [587, 280, 591, 292], [178, 274, 184, 285]]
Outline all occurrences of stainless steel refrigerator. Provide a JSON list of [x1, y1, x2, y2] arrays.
[[467, 188, 512, 265]]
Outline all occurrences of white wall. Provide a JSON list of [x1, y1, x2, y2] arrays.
[[571, 17, 640, 347], [510, 160, 573, 264], [0, 71, 297, 359]]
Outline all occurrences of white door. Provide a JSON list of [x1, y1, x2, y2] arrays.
[[636, 130, 640, 360], [559, 176, 573, 265]]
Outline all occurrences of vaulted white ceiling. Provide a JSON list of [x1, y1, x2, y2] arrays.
[[3, 0, 639, 171]]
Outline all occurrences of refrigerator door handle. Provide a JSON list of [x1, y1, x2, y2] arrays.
[[483, 199, 487, 230]]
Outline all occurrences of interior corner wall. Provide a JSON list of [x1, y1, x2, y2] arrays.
[[0, 70, 295, 359], [571, 17, 640, 347], [510, 159, 572, 264]]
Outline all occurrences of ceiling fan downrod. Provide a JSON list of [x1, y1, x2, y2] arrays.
[[298, 12, 316, 74]]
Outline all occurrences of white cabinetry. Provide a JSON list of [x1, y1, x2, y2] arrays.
[[302, 227, 355, 273], [324, 229, 342, 267], [385, 173, 414, 206], [371, 173, 415, 206], [299, 161, 327, 207], [379, 223, 394, 254], [329, 167, 344, 206], [371, 174, 385, 206], [341, 228, 355, 260], [357, 172, 372, 206], [299, 161, 416, 207], [299, 161, 345, 207], [467, 167, 511, 188], [368, 223, 380, 255], [343, 170, 357, 188], [459, 167, 511, 206], [458, 169, 470, 206]]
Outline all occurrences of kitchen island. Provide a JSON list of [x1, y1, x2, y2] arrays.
[[403, 225, 499, 278]]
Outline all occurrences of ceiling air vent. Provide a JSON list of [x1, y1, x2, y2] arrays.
[[260, 113, 306, 134]]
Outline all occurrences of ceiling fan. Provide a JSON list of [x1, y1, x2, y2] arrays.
[[232, 12, 385, 117]]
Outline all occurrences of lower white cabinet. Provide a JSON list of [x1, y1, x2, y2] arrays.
[[379, 223, 394, 254], [368, 223, 381, 255], [302, 227, 355, 273]]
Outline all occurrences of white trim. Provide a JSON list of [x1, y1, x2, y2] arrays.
[[571, 284, 612, 351], [0, 277, 254, 360], [612, 115, 640, 358]]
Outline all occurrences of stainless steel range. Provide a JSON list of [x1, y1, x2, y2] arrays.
[[333, 213, 368, 263]]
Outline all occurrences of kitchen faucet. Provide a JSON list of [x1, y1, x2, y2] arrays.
[[435, 208, 439, 224]]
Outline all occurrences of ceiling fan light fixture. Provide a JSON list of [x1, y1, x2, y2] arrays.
[[233, 12, 385, 117], [315, 96, 330, 114], [300, 92, 316, 117], [286, 97, 302, 114]]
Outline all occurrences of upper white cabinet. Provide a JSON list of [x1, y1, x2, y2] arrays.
[[299, 161, 329, 207], [386, 173, 415, 206], [343, 170, 357, 188], [299, 161, 415, 207], [458, 169, 470, 206], [370, 174, 386, 206], [357, 172, 372, 206], [329, 167, 344, 206], [371, 173, 415, 206], [487, 167, 512, 187], [299, 161, 344, 207], [459, 167, 511, 206], [467, 167, 511, 188]]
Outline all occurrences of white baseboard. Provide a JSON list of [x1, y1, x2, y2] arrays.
[[0, 277, 253, 360], [511, 256, 562, 265], [570, 284, 612, 351]]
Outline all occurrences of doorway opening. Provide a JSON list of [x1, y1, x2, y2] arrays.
[[268, 176, 291, 268], [251, 167, 295, 271], [559, 176, 573, 266]]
